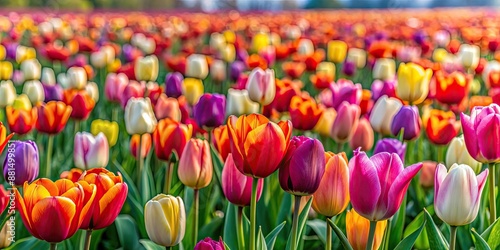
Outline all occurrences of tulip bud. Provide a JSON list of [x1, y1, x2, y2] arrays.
[[194, 237, 225, 250], [90, 50, 107, 68], [22, 80, 45, 105], [446, 135, 482, 174], [90, 119, 119, 147], [20, 59, 41, 81], [347, 48, 366, 68], [350, 117, 374, 151], [145, 194, 186, 247], [222, 154, 263, 207], [104, 73, 128, 103], [154, 94, 181, 121], [135, 55, 159, 82], [252, 32, 270, 52], [124, 97, 157, 135], [373, 58, 395, 80], [182, 78, 204, 106], [0, 80, 15, 108], [434, 164, 488, 226], [74, 132, 109, 170], [246, 67, 275, 106], [186, 54, 209, 79], [0, 224, 11, 248], [221, 44, 236, 63], [298, 39, 314, 56], [313, 108, 336, 137], [458, 44, 480, 70], [390, 105, 421, 141], [178, 139, 213, 190], [327, 40, 348, 63], [346, 209, 387, 250], [226, 89, 259, 117], [369, 95, 403, 135], [85, 81, 99, 103], [331, 102, 361, 144], [41, 67, 55, 85], [3, 140, 39, 186], [0, 61, 13, 80], [461, 104, 500, 163], [67, 67, 88, 90]]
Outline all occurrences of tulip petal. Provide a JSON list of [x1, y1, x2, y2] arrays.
[[349, 151, 381, 220], [145, 200, 173, 246], [476, 114, 500, 161], [93, 183, 128, 229], [385, 162, 422, 220], [15, 188, 40, 239], [31, 197, 76, 243], [460, 112, 480, 160]]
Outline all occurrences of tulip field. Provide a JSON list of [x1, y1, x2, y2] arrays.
[[2, 7, 500, 250]]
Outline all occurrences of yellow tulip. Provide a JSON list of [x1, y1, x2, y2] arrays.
[[0, 45, 5, 61], [134, 55, 159, 82], [145, 194, 186, 247], [107, 58, 122, 73], [223, 30, 236, 44], [346, 209, 387, 250], [0, 80, 15, 108], [16, 46, 36, 63], [12, 94, 32, 111], [316, 62, 336, 79], [182, 78, 204, 106], [432, 48, 448, 63], [90, 119, 119, 147], [0, 61, 13, 80], [252, 32, 269, 52], [313, 108, 336, 137], [396, 62, 432, 105], [327, 40, 348, 63], [347, 48, 367, 68], [221, 44, 236, 63], [372, 58, 395, 80]]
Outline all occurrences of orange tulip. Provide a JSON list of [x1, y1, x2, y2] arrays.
[[310, 72, 334, 90], [15, 178, 96, 243], [62, 89, 95, 120], [346, 209, 387, 250], [227, 114, 292, 178], [79, 168, 128, 230], [282, 62, 306, 79], [36, 101, 72, 134], [212, 125, 230, 161], [424, 109, 460, 145], [0, 122, 13, 154], [289, 95, 323, 131], [469, 96, 492, 111], [60, 168, 83, 182], [130, 134, 152, 159], [152, 118, 192, 161], [246, 54, 267, 70], [6, 106, 37, 135]]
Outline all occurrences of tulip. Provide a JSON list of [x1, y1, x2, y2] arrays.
[[316, 62, 336, 79], [329, 79, 362, 110], [461, 104, 500, 163], [252, 32, 270, 52], [178, 139, 213, 190], [227, 114, 292, 178], [312, 152, 349, 217], [371, 79, 397, 101], [210, 60, 226, 82], [0, 61, 13, 80], [222, 154, 264, 207], [145, 194, 185, 247], [264, 78, 301, 114], [297, 39, 314, 56], [396, 62, 431, 105], [349, 149, 422, 221], [63, 89, 95, 120], [230, 61, 246, 81], [124, 97, 157, 135], [369, 95, 403, 136], [130, 134, 152, 159], [90, 50, 107, 68], [0, 80, 15, 108], [14, 179, 96, 243], [350, 117, 374, 151], [163, 72, 183, 99], [424, 109, 460, 145], [342, 61, 356, 77], [289, 95, 323, 131], [60, 168, 83, 182], [186, 54, 209, 79], [85, 81, 99, 103], [0, 122, 12, 154], [331, 102, 361, 144], [482, 61, 500, 89], [5, 105, 37, 135], [346, 209, 387, 250], [120, 80, 145, 109], [347, 48, 366, 68], [226, 89, 259, 116], [22, 80, 45, 105], [12, 94, 31, 111], [432, 48, 449, 63], [154, 94, 181, 121], [194, 237, 225, 250], [221, 44, 236, 63], [79, 168, 128, 230], [435, 163, 487, 226], [90, 119, 119, 147], [279, 136, 326, 196], [104, 73, 128, 103], [313, 108, 337, 137], [327, 40, 348, 63], [373, 58, 395, 81], [182, 78, 204, 106], [0, 186, 8, 214], [43, 83, 63, 102], [193, 93, 226, 128], [41, 67, 55, 85], [20, 59, 41, 80], [3, 140, 39, 186], [67, 67, 88, 90], [36, 101, 72, 134], [446, 135, 482, 174], [246, 67, 276, 106], [153, 118, 192, 161], [212, 125, 230, 161], [390, 105, 421, 141], [74, 132, 109, 170], [458, 44, 480, 70], [16, 46, 36, 63], [135, 55, 159, 81], [434, 71, 470, 105]]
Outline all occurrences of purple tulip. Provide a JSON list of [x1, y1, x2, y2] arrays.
[[461, 103, 500, 163], [236, 48, 248, 62], [165, 72, 183, 98], [43, 83, 63, 102], [122, 44, 137, 62], [3, 140, 39, 186], [342, 60, 357, 76], [194, 237, 225, 250], [66, 54, 88, 68], [330, 79, 362, 110], [390, 105, 421, 141], [230, 61, 246, 81], [279, 136, 326, 196], [193, 93, 226, 128], [413, 30, 427, 45], [5, 43, 18, 60], [371, 79, 397, 101], [373, 138, 407, 163], [374, 31, 388, 41]]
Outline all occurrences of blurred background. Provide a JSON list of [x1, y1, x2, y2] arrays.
[[0, 0, 496, 11]]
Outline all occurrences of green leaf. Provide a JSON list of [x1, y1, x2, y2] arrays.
[[5, 236, 49, 250], [394, 216, 426, 250], [140, 239, 165, 250], [388, 196, 406, 249], [257, 227, 268, 250], [403, 207, 431, 250], [115, 215, 142, 250], [487, 216, 500, 249], [113, 160, 140, 199], [265, 221, 286, 250], [285, 196, 313, 250], [423, 209, 448, 250], [223, 204, 239, 250], [482, 217, 500, 240], [306, 219, 326, 244], [471, 228, 491, 250], [327, 218, 353, 250]]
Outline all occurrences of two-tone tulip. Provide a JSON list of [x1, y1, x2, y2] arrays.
[[434, 71, 470, 105], [446, 135, 482, 174], [135, 55, 159, 82], [63, 89, 95, 120], [104, 73, 128, 104], [246, 68, 276, 106], [222, 154, 264, 207], [369, 96, 403, 136], [36, 101, 72, 134], [90, 119, 119, 147], [424, 109, 460, 145], [5, 104, 37, 135], [178, 139, 213, 190], [74, 132, 109, 170], [289, 95, 323, 131], [226, 89, 259, 117], [461, 104, 500, 163], [153, 118, 192, 161], [124, 97, 157, 135], [144, 194, 185, 247], [346, 209, 387, 250], [350, 117, 374, 151], [331, 102, 360, 144]]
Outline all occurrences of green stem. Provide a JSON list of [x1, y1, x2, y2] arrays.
[[437, 146, 444, 164], [45, 135, 54, 179], [137, 135, 143, 186], [382, 218, 392, 250], [366, 221, 378, 250], [84, 229, 92, 250], [326, 217, 332, 250], [489, 163, 497, 225], [163, 161, 174, 194], [249, 178, 259, 250], [449, 226, 457, 250], [112, 107, 119, 122], [398, 128, 405, 143], [336, 142, 344, 153], [291, 195, 302, 250], [237, 206, 246, 250], [193, 189, 199, 247], [166, 247, 172, 250], [1, 107, 6, 126], [50, 243, 57, 250], [74, 120, 81, 135]]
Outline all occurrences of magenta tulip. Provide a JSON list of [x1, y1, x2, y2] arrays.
[[349, 149, 422, 221], [222, 154, 263, 207]]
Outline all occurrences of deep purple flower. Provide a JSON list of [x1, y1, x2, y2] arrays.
[[279, 136, 326, 196], [165, 72, 183, 98], [329, 79, 362, 110], [413, 30, 427, 45], [3, 140, 39, 186], [5, 43, 18, 60], [230, 61, 246, 81], [236, 48, 248, 62], [43, 83, 63, 102], [371, 79, 397, 101], [193, 93, 226, 128], [342, 60, 356, 76], [390, 105, 421, 141], [373, 138, 407, 163], [194, 237, 225, 250]]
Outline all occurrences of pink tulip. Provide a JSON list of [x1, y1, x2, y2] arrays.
[[222, 154, 263, 207], [331, 101, 361, 144], [246, 67, 276, 106], [120, 81, 145, 109], [105, 73, 128, 103], [349, 117, 374, 151], [461, 103, 500, 163], [178, 139, 213, 190], [349, 149, 422, 221], [74, 132, 109, 170], [154, 94, 181, 121]]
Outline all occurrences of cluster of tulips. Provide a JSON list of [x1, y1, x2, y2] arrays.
[[1, 7, 500, 250]]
